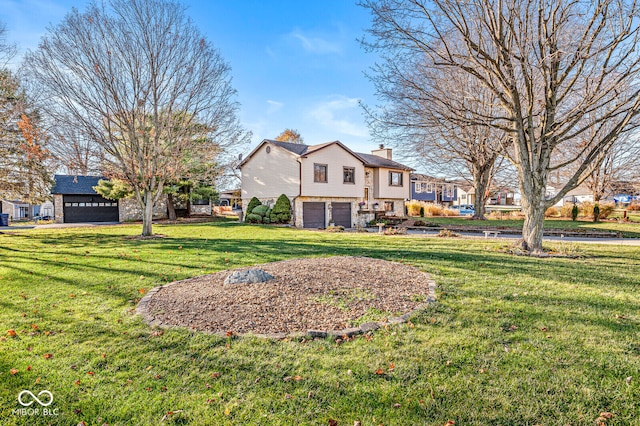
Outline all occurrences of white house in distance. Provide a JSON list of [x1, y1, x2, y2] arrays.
[[239, 140, 413, 228]]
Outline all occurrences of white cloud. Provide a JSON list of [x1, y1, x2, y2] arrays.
[[309, 95, 369, 138], [266, 100, 284, 114], [289, 29, 342, 55]]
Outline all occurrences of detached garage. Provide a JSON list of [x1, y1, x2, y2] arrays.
[[52, 175, 119, 224]]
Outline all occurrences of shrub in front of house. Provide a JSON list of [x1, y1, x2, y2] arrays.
[[270, 194, 292, 224], [571, 204, 579, 221], [245, 213, 263, 223], [545, 206, 560, 217], [245, 197, 262, 219], [580, 201, 614, 219]]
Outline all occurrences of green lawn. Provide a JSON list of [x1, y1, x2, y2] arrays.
[[1, 221, 640, 425], [413, 216, 640, 237]]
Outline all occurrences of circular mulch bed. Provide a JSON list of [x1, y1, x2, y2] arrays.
[[137, 256, 436, 337]]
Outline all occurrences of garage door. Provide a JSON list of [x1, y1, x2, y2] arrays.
[[303, 202, 325, 228], [63, 195, 119, 223], [332, 202, 351, 228]]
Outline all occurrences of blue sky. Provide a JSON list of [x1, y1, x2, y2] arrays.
[[0, 0, 383, 155]]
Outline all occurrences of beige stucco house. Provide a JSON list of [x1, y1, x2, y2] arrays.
[[239, 140, 413, 228]]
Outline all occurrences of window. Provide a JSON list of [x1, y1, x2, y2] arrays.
[[192, 198, 210, 205], [415, 182, 422, 193], [314, 163, 328, 183], [384, 201, 394, 211], [389, 171, 403, 187], [343, 167, 355, 184]]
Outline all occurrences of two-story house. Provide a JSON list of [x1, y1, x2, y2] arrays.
[[410, 173, 458, 205], [238, 140, 413, 228]]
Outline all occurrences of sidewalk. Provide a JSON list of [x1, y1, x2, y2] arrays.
[[403, 228, 640, 246]]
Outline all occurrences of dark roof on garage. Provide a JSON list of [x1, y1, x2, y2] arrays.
[[51, 175, 104, 195]]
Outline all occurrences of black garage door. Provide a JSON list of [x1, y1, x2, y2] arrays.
[[332, 202, 352, 228], [303, 202, 325, 228], [63, 195, 119, 223]]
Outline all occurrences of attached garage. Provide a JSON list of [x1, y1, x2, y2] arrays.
[[331, 202, 352, 228], [63, 195, 119, 223], [303, 202, 325, 228]]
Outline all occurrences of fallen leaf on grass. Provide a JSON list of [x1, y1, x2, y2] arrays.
[[43, 353, 53, 359], [599, 412, 614, 420], [211, 372, 221, 379], [444, 421, 455, 426], [375, 368, 385, 375], [69, 294, 75, 298], [26, 365, 31, 371], [74, 380, 81, 386], [7, 329, 16, 337], [284, 393, 293, 399], [293, 375, 303, 381], [328, 419, 338, 426], [31, 324, 38, 330], [87, 371, 94, 376], [10, 368, 19, 375], [393, 403, 401, 408]]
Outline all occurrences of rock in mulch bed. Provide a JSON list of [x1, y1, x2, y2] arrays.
[[138, 256, 436, 338]]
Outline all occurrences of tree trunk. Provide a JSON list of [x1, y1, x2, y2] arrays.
[[166, 193, 177, 221], [142, 190, 154, 236], [471, 166, 491, 220], [520, 192, 546, 254]]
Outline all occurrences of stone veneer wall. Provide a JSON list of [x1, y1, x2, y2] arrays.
[[119, 196, 169, 222], [293, 197, 363, 228], [53, 194, 64, 224], [191, 204, 212, 215]]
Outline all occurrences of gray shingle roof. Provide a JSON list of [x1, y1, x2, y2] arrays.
[[239, 139, 414, 171], [267, 140, 310, 155], [355, 152, 413, 171], [51, 175, 104, 195]]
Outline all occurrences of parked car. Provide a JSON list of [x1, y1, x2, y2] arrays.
[[34, 215, 52, 222], [451, 204, 475, 216]]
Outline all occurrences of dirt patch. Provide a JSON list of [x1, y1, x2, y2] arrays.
[[139, 256, 435, 336]]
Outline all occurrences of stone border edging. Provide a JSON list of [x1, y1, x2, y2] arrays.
[[136, 270, 437, 340]]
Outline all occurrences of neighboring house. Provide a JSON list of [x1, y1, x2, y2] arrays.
[[410, 173, 458, 205], [560, 185, 594, 206], [239, 140, 413, 228], [454, 183, 475, 207], [0, 200, 33, 220], [218, 189, 241, 209]]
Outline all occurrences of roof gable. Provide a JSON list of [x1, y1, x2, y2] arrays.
[[51, 175, 104, 195], [238, 139, 414, 171]]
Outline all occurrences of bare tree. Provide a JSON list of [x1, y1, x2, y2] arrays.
[[582, 135, 640, 202], [24, 0, 249, 235], [362, 0, 640, 253], [363, 57, 507, 219]]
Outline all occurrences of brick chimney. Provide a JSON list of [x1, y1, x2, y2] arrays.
[[371, 144, 392, 160]]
